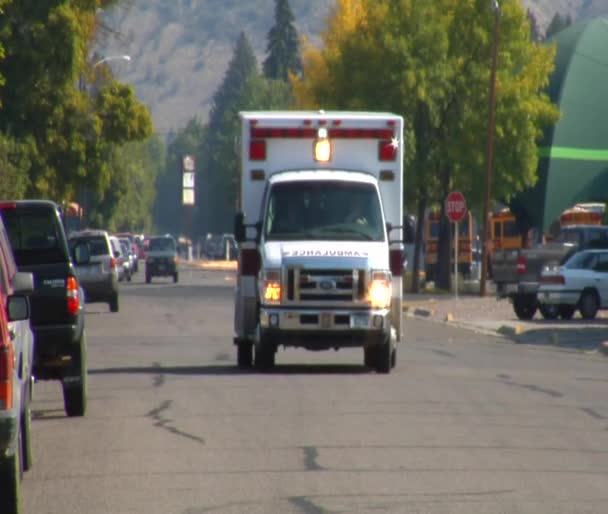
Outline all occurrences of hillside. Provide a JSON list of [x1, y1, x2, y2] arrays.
[[97, 0, 608, 135]]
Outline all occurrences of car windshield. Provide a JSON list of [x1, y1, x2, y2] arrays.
[[0, 207, 68, 265], [149, 238, 175, 251], [70, 236, 109, 257], [264, 180, 385, 242]]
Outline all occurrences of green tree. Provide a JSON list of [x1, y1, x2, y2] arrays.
[[0, 0, 152, 215], [198, 32, 259, 236], [545, 12, 573, 39], [263, 0, 302, 81], [155, 118, 206, 236], [292, 0, 559, 291]]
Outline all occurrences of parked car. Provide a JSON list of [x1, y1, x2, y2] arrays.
[[69, 230, 119, 312], [108, 235, 127, 282], [115, 232, 139, 272], [145, 235, 178, 283], [203, 233, 238, 260], [0, 216, 34, 514], [0, 200, 89, 417], [538, 248, 608, 320], [118, 237, 135, 279]]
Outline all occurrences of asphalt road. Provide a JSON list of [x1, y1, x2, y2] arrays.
[[21, 266, 608, 514]]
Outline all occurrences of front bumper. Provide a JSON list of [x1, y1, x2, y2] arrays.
[[259, 306, 390, 349]]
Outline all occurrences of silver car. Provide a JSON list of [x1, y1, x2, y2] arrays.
[[537, 249, 608, 320], [69, 230, 119, 312]]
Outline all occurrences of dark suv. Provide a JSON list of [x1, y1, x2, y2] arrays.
[[0, 201, 89, 417], [145, 235, 178, 283]]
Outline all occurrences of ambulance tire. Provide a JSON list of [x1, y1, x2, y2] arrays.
[[375, 337, 392, 374], [237, 340, 253, 368], [255, 337, 275, 372]]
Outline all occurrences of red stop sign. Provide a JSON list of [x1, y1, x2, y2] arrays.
[[445, 191, 467, 222]]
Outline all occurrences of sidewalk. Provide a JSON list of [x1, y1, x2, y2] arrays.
[[403, 290, 608, 355], [180, 259, 607, 356]]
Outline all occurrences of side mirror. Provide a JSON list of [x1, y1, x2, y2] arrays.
[[12, 271, 34, 294], [7, 295, 29, 322], [234, 212, 246, 243], [73, 242, 90, 265]]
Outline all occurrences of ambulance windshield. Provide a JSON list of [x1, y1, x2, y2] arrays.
[[265, 181, 385, 242]]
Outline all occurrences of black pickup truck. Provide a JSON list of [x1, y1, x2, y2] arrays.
[[0, 201, 90, 417], [492, 225, 608, 319]]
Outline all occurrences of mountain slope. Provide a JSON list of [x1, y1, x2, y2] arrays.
[[97, 0, 608, 134]]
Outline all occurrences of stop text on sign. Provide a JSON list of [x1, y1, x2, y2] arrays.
[[445, 191, 467, 222]]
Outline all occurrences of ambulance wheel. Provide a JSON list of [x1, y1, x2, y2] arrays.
[[255, 338, 275, 371], [237, 340, 253, 368], [391, 347, 397, 369], [375, 337, 392, 374]]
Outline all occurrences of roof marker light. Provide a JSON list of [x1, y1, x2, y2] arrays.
[[314, 128, 332, 162]]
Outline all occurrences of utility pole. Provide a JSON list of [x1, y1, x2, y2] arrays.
[[480, 1, 500, 296]]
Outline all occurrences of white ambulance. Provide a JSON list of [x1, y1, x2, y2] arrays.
[[234, 111, 404, 372]]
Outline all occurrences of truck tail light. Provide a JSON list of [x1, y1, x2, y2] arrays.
[[389, 248, 404, 276], [249, 140, 266, 160], [110, 257, 116, 269], [66, 276, 80, 316], [239, 248, 260, 276], [516, 255, 526, 274], [0, 344, 14, 410]]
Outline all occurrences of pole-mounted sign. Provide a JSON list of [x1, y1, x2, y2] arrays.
[[445, 191, 467, 297], [182, 155, 195, 206]]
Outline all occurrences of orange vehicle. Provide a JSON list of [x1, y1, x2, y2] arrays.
[[559, 203, 603, 228], [489, 208, 523, 257], [424, 210, 479, 281]]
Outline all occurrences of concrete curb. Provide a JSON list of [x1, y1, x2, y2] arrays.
[[497, 324, 524, 337]]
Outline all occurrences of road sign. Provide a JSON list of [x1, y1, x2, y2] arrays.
[[445, 191, 467, 223], [183, 172, 195, 188], [182, 155, 195, 172]]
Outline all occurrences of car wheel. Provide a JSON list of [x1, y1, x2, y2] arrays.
[[0, 452, 21, 514], [578, 290, 599, 320], [109, 292, 119, 313], [375, 336, 392, 374], [20, 384, 33, 472], [62, 332, 87, 417], [391, 347, 397, 369], [539, 303, 559, 320], [237, 340, 253, 368], [255, 338, 275, 371], [512, 294, 537, 320], [173, 272, 179, 283], [558, 305, 576, 320]]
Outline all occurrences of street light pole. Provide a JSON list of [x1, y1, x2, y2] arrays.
[[480, 1, 500, 296], [92, 54, 131, 68]]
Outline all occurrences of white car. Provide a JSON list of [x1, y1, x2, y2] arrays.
[[537, 249, 608, 320]]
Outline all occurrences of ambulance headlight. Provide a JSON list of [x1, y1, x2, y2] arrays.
[[314, 128, 332, 162], [260, 269, 281, 305], [368, 271, 392, 309]]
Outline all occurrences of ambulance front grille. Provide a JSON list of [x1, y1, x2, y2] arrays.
[[286, 268, 366, 303]]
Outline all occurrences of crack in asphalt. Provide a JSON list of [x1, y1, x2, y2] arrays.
[[498, 377, 564, 398], [147, 400, 205, 445], [581, 407, 607, 420], [303, 446, 325, 471]]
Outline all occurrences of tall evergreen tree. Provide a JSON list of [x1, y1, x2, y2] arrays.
[[545, 12, 573, 39], [199, 33, 258, 235], [527, 9, 542, 43], [263, 0, 302, 80]]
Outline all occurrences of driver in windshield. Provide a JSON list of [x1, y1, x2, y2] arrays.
[[344, 196, 369, 225]]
